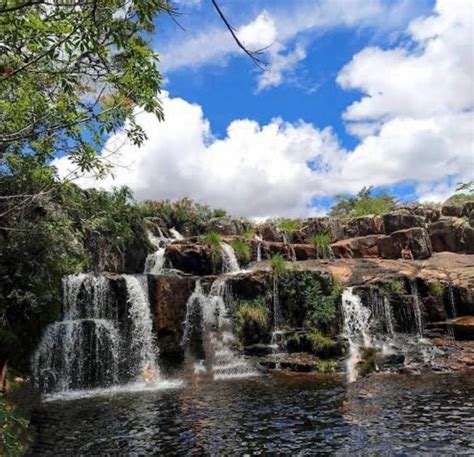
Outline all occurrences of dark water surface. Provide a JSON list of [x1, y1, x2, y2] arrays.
[[30, 372, 474, 455]]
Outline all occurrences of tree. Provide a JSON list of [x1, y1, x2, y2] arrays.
[[0, 0, 171, 191], [329, 187, 397, 217]]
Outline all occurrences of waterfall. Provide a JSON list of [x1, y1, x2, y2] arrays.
[[383, 296, 395, 337], [182, 278, 258, 380], [447, 285, 457, 319], [409, 280, 424, 337], [123, 275, 158, 379], [220, 242, 240, 273], [341, 288, 372, 382], [256, 242, 262, 262], [145, 227, 184, 275], [33, 273, 161, 394]]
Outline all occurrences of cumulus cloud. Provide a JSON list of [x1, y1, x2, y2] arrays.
[[55, 93, 345, 217], [336, 0, 474, 195], [159, 0, 425, 90], [55, 0, 473, 216]]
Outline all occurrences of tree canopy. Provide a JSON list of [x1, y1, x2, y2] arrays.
[[0, 0, 171, 185]]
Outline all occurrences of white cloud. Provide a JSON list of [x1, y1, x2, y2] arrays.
[[159, 0, 425, 90], [336, 0, 474, 194], [55, 0, 473, 216], [55, 93, 344, 218]]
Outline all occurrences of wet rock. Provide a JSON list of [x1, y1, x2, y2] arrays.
[[383, 212, 425, 235], [148, 274, 196, 356], [165, 242, 221, 275], [451, 316, 474, 340], [331, 235, 383, 259], [257, 222, 284, 242], [378, 228, 432, 259], [344, 216, 384, 238]]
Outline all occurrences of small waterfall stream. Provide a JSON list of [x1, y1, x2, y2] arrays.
[[182, 278, 258, 380], [145, 227, 184, 275], [220, 242, 240, 273], [409, 280, 424, 337]]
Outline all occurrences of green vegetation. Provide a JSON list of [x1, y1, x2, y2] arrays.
[[203, 231, 222, 249], [242, 228, 256, 239], [316, 360, 337, 373], [270, 254, 288, 275], [446, 181, 474, 205], [310, 233, 333, 259], [231, 239, 251, 264], [0, 388, 30, 457], [1, 0, 170, 193], [329, 187, 397, 217], [0, 180, 148, 370], [235, 300, 269, 346], [212, 208, 228, 218], [303, 281, 337, 334], [387, 278, 405, 295], [308, 331, 337, 358], [277, 219, 301, 242], [428, 281, 444, 297]]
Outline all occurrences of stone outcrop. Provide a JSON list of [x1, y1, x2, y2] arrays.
[[343, 216, 384, 238], [298, 217, 345, 243], [166, 242, 222, 275], [331, 235, 382, 259], [378, 227, 432, 259], [205, 217, 252, 236], [383, 212, 425, 234], [148, 274, 196, 357], [428, 219, 474, 254]]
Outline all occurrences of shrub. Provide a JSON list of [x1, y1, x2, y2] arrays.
[[242, 228, 255, 239], [388, 278, 404, 295], [428, 281, 444, 297], [235, 301, 269, 345], [231, 239, 251, 264], [310, 233, 333, 259], [271, 254, 288, 275], [329, 186, 397, 218], [316, 360, 337, 373], [0, 393, 30, 456], [303, 282, 336, 333], [212, 208, 227, 218], [308, 331, 337, 358], [277, 218, 301, 242], [203, 231, 222, 249]]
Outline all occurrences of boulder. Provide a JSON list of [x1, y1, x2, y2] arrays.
[[299, 217, 345, 243], [205, 217, 252, 236], [165, 242, 221, 275], [429, 219, 474, 254], [378, 228, 432, 259], [397, 204, 441, 223], [257, 222, 284, 242], [148, 274, 196, 356], [442, 204, 464, 217], [331, 235, 382, 259], [343, 216, 384, 238], [463, 201, 474, 217], [382, 211, 425, 235]]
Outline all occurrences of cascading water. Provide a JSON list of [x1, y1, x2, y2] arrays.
[[270, 275, 284, 351], [220, 242, 240, 273], [33, 273, 162, 395], [409, 280, 424, 337], [144, 227, 184, 275], [341, 288, 372, 383], [32, 274, 121, 393], [256, 242, 262, 262], [182, 278, 258, 380], [123, 275, 158, 379]]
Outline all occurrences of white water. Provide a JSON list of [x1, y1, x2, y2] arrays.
[[257, 242, 262, 262], [409, 280, 424, 337], [182, 278, 258, 380], [220, 242, 240, 273], [341, 288, 372, 382], [33, 273, 161, 394], [123, 275, 158, 378], [145, 227, 184, 275]]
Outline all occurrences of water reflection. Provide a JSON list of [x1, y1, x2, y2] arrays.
[[30, 372, 474, 455]]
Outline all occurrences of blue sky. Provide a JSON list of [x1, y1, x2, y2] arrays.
[[56, 0, 473, 217]]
